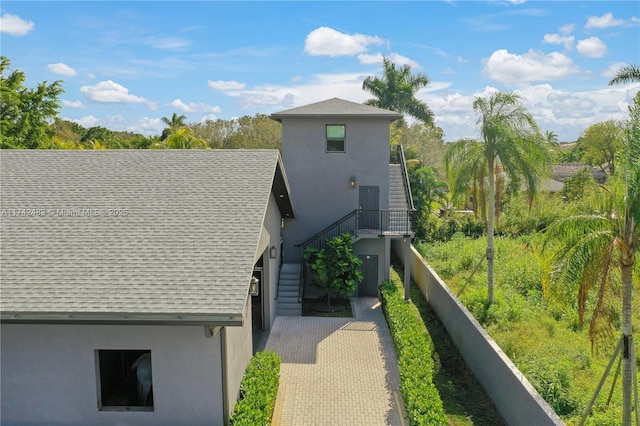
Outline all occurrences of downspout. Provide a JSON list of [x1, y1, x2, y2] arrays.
[[221, 327, 230, 425]]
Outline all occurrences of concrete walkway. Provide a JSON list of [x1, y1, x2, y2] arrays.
[[265, 298, 407, 426]]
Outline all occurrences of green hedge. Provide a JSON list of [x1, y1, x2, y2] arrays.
[[380, 279, 447, 425], [229, 350, 281, 426]]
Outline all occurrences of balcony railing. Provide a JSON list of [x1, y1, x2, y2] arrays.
[[295, 208, 414, 302]]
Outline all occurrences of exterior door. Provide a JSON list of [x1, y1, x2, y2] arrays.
[[359, 186, 379, 230], [359, 255, 379, 297]]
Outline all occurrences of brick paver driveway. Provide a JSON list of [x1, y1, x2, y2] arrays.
[[266, 297, 407, 426]]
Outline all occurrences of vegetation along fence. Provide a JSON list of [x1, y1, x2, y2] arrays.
[[394, 242, 564, 426]]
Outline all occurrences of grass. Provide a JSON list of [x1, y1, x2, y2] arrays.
[[415, 235, 640, 425], [389, 265, 505, 426]]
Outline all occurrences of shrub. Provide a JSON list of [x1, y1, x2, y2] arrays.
[[229, 351, 281, 426], [304, 233, 362, 306], [380, 279, 447, 425]]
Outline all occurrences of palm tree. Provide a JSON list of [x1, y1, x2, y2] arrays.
[[543, 94, 639, 426], [444, 139, 488, 221], [545, 130, 559, 146], [151, 127, 208, 149], [608, 64, 640, 86], [445, 92, 550, 303], [160, 112, 187, 140], [362, 56, 434, 125]]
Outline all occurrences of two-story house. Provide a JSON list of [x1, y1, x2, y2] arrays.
[[272, 98, 415, 315]]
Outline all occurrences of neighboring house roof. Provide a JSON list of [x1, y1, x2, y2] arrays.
[[552, 163, 607, 183], [0, 150, 293, 325], [270, 97, 403, 120]]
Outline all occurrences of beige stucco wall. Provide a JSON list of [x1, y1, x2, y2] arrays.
[[1, 324, 224, 426]]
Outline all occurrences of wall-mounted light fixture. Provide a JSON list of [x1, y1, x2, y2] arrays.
[[349, 176, 356, 188], [269, 245, 277, 259], [250, 276, 260, 296]]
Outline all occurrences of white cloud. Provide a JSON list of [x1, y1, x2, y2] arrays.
[[576, 37, 608, 58], [61, 99, 85, 108], [80, 80, 156, 109], [357, 52, 419, 69], [170, 99, 222, 114], [143, 36, 191, 50], [559, 23, 575, 35], [208, 80, 246, 91], [543, 33, 574, 50], [483, 49, 582, 84], [421, 83, 637, 143], [304, 26, 385, 57], [601, 62, 629, 78], [585, 12, 625, 29], [0, 13, 34, 36], [73, 115, 100, 128], [47, 63, 77, 77]]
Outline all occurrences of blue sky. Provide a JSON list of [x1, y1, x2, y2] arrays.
[[1, 1, 638, 142]]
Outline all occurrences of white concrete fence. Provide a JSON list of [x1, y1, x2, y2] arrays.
[[395, 242, 564, 426]]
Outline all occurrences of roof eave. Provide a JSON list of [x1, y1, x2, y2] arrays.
[[0, 311, 244, 327]]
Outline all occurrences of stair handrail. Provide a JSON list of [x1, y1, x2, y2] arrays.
[[397, 144, 416, 212], [295, 208, 361, 303]]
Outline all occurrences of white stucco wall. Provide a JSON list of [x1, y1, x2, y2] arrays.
[[1, 324, 224, 426], [281, 117, 391, 262]]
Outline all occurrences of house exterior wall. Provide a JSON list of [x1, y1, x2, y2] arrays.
[[1, 324, 225, 426], [263, 193, 282, 330], [223, 298, 253, 420], [280, 116, 391, 262]]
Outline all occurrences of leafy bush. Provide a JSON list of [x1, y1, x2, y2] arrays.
[[380, 279, 447, 425], [304, 233, 362, 306], [229, 351, 281, 426]]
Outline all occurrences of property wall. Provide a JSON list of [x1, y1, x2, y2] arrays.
[[395, 244, 564, 426], [1, 324, 224, 426], [281, 117, 391, 262], [223, 298, 254, 419]]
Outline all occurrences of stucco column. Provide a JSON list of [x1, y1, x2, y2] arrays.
[[404, 238, 411, 301]]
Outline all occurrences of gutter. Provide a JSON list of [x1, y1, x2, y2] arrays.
[[0, 312, 244, 326]]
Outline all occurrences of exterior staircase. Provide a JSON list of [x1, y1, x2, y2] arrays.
[[389, 164, 412, 232], [389, 164, 408, 209], [276, 263, 302, 316]]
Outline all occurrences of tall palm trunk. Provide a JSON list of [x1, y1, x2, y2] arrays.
[[621, 261, 633, 426], [621, 213, 635, 426], [487, 156, 496, 304]]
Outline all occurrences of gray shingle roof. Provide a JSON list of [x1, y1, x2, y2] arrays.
[[271, 97, 403, 120], [0, 149, 291, 325]]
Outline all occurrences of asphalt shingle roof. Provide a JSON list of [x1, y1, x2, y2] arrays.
[[270, 97, 403, 120], [0, 149, 288, 324]]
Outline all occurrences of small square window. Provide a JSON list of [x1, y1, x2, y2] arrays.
[[326, 125, 345, 152], [96, 350, 154, 411]]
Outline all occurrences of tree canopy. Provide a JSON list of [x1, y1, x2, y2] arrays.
[[1, 56, 64, 149], [445, 91, 550, 303], [362, 56, 434, 125]]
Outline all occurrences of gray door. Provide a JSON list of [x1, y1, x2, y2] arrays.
[[359, 186, 379, 230], [359, 255, 379, 297]]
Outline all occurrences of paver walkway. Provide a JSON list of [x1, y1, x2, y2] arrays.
[[266, 297, 407, 426]]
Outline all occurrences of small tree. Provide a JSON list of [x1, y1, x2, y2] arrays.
[[303, 234, 363, 306]]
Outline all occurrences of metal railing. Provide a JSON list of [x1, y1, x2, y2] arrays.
[[295, 208, 414, 302], [396, 145, 416, 211]]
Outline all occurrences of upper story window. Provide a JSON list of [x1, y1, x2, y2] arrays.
[[326, 124, 345, 152]]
